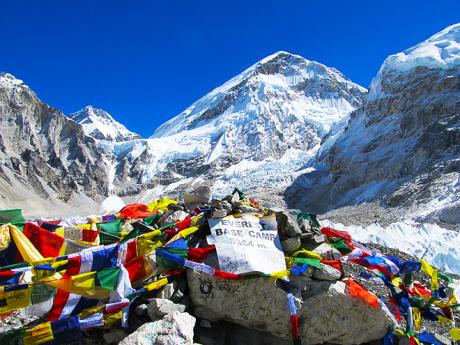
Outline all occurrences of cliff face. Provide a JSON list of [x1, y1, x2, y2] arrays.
[[0, 73, 110, 215], [286, 24, 460, 223]]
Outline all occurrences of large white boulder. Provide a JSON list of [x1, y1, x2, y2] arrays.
[[119, 312, 196, 345]]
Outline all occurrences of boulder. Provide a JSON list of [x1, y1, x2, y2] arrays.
[[275, 212, 302, 238], [313, 243, 342, 260], [211, 209, 227, 218], [312, 263, 342, 281], [186, 270, 391, 344], [281, 237, 301, 252], [119, 312, 196, 345], [147, 298, 186, 321], [163, 211, 189, 224], [183, 185, 211, 205]]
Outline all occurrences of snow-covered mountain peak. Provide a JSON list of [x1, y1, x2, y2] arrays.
[[68, 105, 141, 142], [386, 23, 460, 72], [0, 72, 30, 90], [152, 52, 366, 139], [369, 23, 460, 99]]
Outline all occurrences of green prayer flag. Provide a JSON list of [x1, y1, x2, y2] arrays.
[[97, 267, 121, 291], [143, 213, 162, 226], [97, 220, 122, 244], [232, 188, 246, 200], [329, 238, 352, 254], [437, 271, 452, 284], [291, 211, 321, 230], [294, 257, 322, 269], [0, 261, 30, 271], [0, 209, 26, 226]]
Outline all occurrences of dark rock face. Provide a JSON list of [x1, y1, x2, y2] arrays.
[[0, 73, 109, 212]]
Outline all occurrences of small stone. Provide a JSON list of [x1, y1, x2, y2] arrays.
[[211, 209, 227, 218], [221, 201, 233, 213], [168, 203, 184, 211], [236, 204, 260, 213], [210, 199, 222, 208], [300, 233, 314, 242], [313, 243, 342, 260], [312, 263, 342, 281], [281, 237, 301, 252], [147, 298, 186, 321], [298, 218, 312, 233], [156, 281, 177, 300]]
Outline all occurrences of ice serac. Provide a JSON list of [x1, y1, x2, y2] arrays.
[[69, 105, 141, 142], [286, 24, 460, 223], [0, 73, 110, 216], [115, 51, 366, 201]]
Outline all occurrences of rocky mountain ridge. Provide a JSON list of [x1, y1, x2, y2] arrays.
[[286, 23, 460, 224], [0, 24, 459, 224], [98, 51, 366, 202], [0, 73, 110, 216]]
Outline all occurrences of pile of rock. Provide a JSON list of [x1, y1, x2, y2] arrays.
[[101, 187, 393, 345], [2, 186, 455, 345]]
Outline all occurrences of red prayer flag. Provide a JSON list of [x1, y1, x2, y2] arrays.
[[321, 259, 343, 275], [119, 204, 157, 219], [23, 222, 64, 258], [213, 269, 240, 280], [346, 278, 379, 309], [188, 246, 215, 262], [177, 217, 192, 231], [125, 256, 147, 283], [321, 227, 354, 248]]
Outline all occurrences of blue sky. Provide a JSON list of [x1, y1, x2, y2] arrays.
[[1, 0, 459, 137]]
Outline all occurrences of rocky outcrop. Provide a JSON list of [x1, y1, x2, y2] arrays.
[[286, 24, 460, 223], [0, 73, 110, 215], [187, 265, 390, 344]]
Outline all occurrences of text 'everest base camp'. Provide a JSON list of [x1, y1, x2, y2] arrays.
[[0, 23, 459, 345]]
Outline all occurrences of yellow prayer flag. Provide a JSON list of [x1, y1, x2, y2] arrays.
[[23, 322, 54, 345], [0, 224, 12, 251], [412, 307, 421, 329], [144, 277, 168, 292], [79, 305, 105, 319], [192, 215, 203, 225], [0, 287, 32, 314], [291, 249, 322, 261], [137, 230, 162, 255], [147, 198, 178, 212], [450, 328, 460, 341], [71, 271, 96, 290], [420, 259, 438, 290], [104, 310, 122, 328], [179, 226, 199, 239], [270, 270, 290, 278]]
